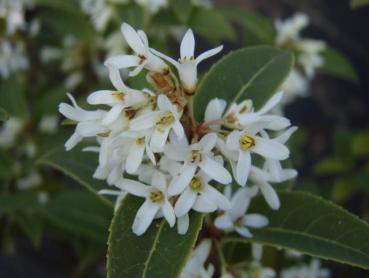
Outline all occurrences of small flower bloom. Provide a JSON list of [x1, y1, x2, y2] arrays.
[[180, 239, 214, 278], [214, 187, 268, 237], [165, 133, 232, 195], [226, 127, 289, 186], [280, 259, 330, 278], [120, 171, 175, 235], [174, 171, 230, 217], [130, 94, 184, 152], [151, 29, 223, 93], [105, 23, 168, 76]]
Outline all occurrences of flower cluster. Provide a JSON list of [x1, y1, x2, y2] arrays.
[[275, 13, 326, 111], [59, 22, 297, 236]]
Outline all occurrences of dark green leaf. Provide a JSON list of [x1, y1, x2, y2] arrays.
[[189, 7, 236, 42], [319, 47, 359, 83], [0, 192, 40, 215], [42, 191, 113, 242], [36, 144, 114, 207], [350, 0, 369, 8], [0, 106, 9, 121], [226, 191, 369, 269], [194, 46, 293, 121], [0, 75, 28, 119], [107, 195, 204, 278], [352, 131, 369, 156], [221, 7, 276, 44], [170, 0, 192, 23]]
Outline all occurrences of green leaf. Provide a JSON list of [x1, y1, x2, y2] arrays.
[[313, 157, 351, 175], [226, 191, 369, 269], [352, 131, 369, 156], [42, 191, 113, 242], [0, 106, 9, 121], [0, 75, 28, 119], [37, 145, 114, 207], [170, 0, 192, 23], [14, 212, 44, 247], [194, 46, 293, 121], [0, 192, 40, 215], [107, 195, 204, 278], [189, 7, 236, 42], [319, 47, 359, 83], [221, 7, 276, 44], [116, 4, 146, 29], [350, 0, 369, 8]]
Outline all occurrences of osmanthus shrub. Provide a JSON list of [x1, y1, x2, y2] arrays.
[[51, 23, 369, 277]]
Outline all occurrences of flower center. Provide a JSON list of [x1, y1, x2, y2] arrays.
[[239, 134, 256, 150], [234, 217, 244, 227], [97, 130, 111, 137], [136, 137, 145, 145], [149, 191, 164, 203], [191, 150, 202, 163], [189, 177, 202, 191], [112, 91, 125, 101], [156, 111, 175, 127]]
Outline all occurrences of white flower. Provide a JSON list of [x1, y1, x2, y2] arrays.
[[249, 243, 276, 278], [120, 171, 175, 235], [59, 93, 128, 150], [280, 259, 330, 278], [203, 98, 227, 131], [275, 13, 309, 46], [180, 239, 214, 278], [130, 94, 184, 152], [0, 117, 23, 148], [225, 92, 290, 130], [165, 133, 232, 195], [174, 171, 230, 217], [249, 166, 281, 210], [0, 40, 28, 79], [135, 0, 168, 13], [80, 0, 114, 32], [262, 127, 298, 183], [39, 115, 58, 134], [214, 187, 268, 237], [151, 29, 223, 93], [16, 171, 42, 190], [105, 23, 168, 76], [280, 69, 309, 108], [226, 127, 289, 186], [296, 39, 326, 78]]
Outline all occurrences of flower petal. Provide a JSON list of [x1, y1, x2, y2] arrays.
[[235, 226, 253, 238], [193, 194, 217, 213], [200, 156, 232, 184], [168, 164, 197, 195], [118, 179, 148, 197], [180, 29, 195, 59], [204, 185, 231, 211], [121, 23, 147, 54], [132, 200, 160, 235], [126, 141, 145, 174], [204, 98, 226, 122], [102, 103, 125, 125], [196, 45, 223, 65], [196, 133, 217, 153], [259, 182, 280, 210], [235, 151, 251, 186], [104, 54, 140, 69], [253, 136, 289, 160], [177, 214, 189, 235], [162, 200, 175, 227], [214, 215, 233, 230], [150, 126, 171, 152], [174, 189, 197, 217], [244, 214, 269, 228]]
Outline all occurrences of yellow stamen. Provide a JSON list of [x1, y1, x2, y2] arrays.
[[112, 91, 125, 101], [136, 137, 145, 145], [149, 191, 164, 203], [189, 177, 202, 191], [191, 150, 202, 163], [239, 134, 256, 150], [97, 131, 111, 137]]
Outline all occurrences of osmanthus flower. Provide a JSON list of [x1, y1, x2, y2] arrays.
[[180, 239, 214, 278], [214, 187, 268, 238], [165, 133, 232, 196], [151, 29, 223, 93], [261, 127, 298, 183], [130, 94, 184, 152], [280, 259, 330, 278], [248, 244, 276, 278], [225, 127, 289, 186], [249, 166, 281, 210], [275, 13, 309, 46], [174, 171, 231, 218], [105, 22, 168, 76], [121, 171, 175, 235]]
